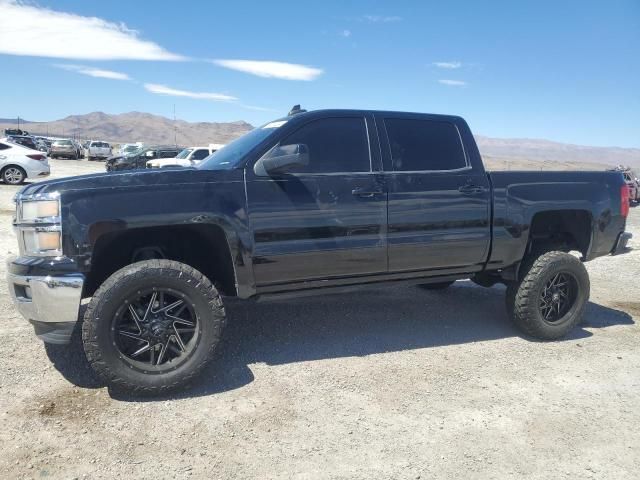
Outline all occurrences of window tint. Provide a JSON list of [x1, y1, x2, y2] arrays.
[[159, 150, 179, 158], [384, 118, 466, 171], [0, 143, 9, 150], [191, 149, 209, 161], [280, 117, 370, 173]]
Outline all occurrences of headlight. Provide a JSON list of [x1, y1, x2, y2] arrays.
[[21, 200, 60, 222], [20, 226, 62, 257], [14, 193, 63, 257]]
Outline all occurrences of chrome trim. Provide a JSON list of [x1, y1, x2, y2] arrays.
[[7, 267, 84, 336], [384, 166, 474, 174]]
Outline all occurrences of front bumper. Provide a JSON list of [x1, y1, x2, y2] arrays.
[[612, 232, 632, 255], [7, 263, 84, 344]]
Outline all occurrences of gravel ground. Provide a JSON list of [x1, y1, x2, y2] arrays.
[[0, 159, 639, 479]]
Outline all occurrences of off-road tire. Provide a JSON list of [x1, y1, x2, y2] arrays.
[[506, 251, 589, 340], [82, 260, 225, 395], [418, 281, 455, 290]]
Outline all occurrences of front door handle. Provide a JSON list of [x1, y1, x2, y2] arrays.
[[352, 187, 384, 199], [458, 184, 485, 195]]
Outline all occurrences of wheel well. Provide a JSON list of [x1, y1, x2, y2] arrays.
[[527, 210, 592, 257], [84, 224, 237, 297], [1, 164, 26, 174]]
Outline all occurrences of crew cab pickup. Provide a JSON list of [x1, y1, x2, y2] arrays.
[[7, 108, 631, 394], [146, 144, 225, 169]]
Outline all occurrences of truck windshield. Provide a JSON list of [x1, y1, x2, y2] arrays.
[[198, 120, 287, 170], [125, 147, 144, 157], [176, 148, 193, 159]]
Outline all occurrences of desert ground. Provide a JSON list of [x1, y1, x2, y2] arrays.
[[0, 159, 638, 479]]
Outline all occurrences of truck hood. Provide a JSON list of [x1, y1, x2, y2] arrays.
[[18, 168, 243, 197]]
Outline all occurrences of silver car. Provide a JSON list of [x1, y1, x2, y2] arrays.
[[50, 139, 80, 159]]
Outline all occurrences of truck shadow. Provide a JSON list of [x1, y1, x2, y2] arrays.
[[45, 281, 634, 399]]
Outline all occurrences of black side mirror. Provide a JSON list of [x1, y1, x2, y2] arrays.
[[254, 144, 310, 176]]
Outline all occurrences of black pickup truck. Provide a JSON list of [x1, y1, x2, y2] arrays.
[[8, 108, 631, 394]]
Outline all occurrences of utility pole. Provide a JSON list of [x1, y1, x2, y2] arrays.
[[173, 104, 177, 146]]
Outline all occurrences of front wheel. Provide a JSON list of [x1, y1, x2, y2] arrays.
[[82, 260, 226, 394], [506, 251, 589, 340]]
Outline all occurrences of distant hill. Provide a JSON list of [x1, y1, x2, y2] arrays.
[[1, 112, 638, 170], [0, 112, 253, 146], [475, 136, 640, 170]]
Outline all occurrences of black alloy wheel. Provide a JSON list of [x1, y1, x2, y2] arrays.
[[113, 288, 200, 372], [538, 272, 578, 324]]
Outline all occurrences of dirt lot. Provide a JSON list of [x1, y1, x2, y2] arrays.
[[0, 159, 639, 479]]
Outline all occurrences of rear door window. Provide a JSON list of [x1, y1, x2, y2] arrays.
[[384, 118, 467, 171], [159, 150, 178, 158]]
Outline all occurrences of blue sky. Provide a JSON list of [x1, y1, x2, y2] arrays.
[[0, 0, 638, 147]]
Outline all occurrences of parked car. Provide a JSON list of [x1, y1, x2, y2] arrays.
[[119, 143, 143, 156], [146, 144, 225, 168], [7, 108, 632, 394], [7, 135, 38, 151], [73, 140, 84, 159], [4, 128, 29, 136], [49, 139, 81, 159], [34, 137, 50, 153], [105, 145, 182, 171], [610, 166, 640, 203], [0, 138, 50, 184], [623, 171, 640, 203], [87, 141, 112, 161]]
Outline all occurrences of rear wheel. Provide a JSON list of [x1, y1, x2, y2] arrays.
[[506, 251, 589, 339], [82, 260, 226, 394], [2, 166, 26, 185]]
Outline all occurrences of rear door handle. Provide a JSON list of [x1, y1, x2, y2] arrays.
[[352, 187, 384, 198], [458, 184, 485, 195]]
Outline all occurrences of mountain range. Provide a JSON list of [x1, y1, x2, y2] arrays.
[[1, 112, 638, 170]]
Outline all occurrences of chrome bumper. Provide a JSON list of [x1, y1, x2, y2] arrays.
[[7, 269, 84, 344]]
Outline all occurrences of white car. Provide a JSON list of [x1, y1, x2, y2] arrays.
[[87, 141, 112, 160], [146, 144, 225, 169], [0, 138, 50, 184]]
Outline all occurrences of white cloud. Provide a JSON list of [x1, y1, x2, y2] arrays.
[[433, 61, 462, 69], [341, 29, 352, 38], [55, 64, 130, 80], [144, 83, 236, 101], [238, 104, 277, 112], [438, 79, 467, 87], [0, 1, 184, 60], [212, 59, 323, 81], [362, 15, 402, 23]]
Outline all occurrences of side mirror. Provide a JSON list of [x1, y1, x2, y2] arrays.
[[254, 144, 309, 176], [145, 151, 155, 158]]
